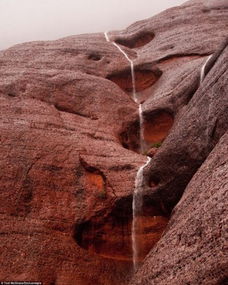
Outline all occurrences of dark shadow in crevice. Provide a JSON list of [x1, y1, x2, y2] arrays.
[[143, 109, 174, 147], [115, 32, 155, 49], [118, 109, 174, 154], [73, 194, 168, 262], [73, 195, 133, 260], [106, 66, 162, 94], [149, 175, 161, 189], [218, 277, 228, 285], [7, 93, 17, 97], [156, 52, 211, 65], [54, 103, 98, 120], [119, 119, 140, 153], [88, 53, 102, 61], [147, 151, 204, 216]]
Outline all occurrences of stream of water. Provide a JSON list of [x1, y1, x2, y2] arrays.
[[103, 33, 213, 272], [104, 31, 151, 271], [200, 55, 212, 82], [132, 156, 151, 270], [104, 32, 137, 102]]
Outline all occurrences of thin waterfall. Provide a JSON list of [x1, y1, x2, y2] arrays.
[[200, 55, 212, 82], [104, 32, 137, 102], [132, 103, 151, 270], [132, 156, 151, 271], [199, 54, 214, 148], [104, 31, 150, 272], [138, 104, 144, 154]]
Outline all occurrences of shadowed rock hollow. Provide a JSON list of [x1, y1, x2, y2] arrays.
[[107, 67, 162, 93], [115, 31, 155, 49], [118, 109, 174, 154], [0, 0, 227, 284], [73, 197, 168, 262], [143, 110, 174, 145]]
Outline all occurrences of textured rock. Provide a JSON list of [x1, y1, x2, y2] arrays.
[[144, 41, 228, 213], [0, 0, 227, 284], [74, 207, 168, 262], [132, 132, 228, 285], [147, 147, 158, 158], [0, 40, 143, 285]]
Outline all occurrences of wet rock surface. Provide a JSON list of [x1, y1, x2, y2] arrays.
[[107, 67, 162, 94], [0, 0, 227, 284], [132, 132, 228, 285], [144, 42, 228, 213]]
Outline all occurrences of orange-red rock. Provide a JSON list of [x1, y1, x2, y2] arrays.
[[0, 0, 227, 285]]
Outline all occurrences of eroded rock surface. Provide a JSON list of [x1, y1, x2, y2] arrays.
[[132, 132, 228, 285], [0, 0, 227, 284], [144, 42, 228, 213]]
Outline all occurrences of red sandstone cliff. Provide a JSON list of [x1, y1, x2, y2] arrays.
[[0, 0, 227, 284]]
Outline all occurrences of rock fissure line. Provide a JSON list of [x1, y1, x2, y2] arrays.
[[54, 103, 98, 120], [156, 52, 211, 64], [104, 31, 152, 271]]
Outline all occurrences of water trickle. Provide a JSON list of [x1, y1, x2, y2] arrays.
[[200, 55, 212, 83], [104, 31, 110, 42], [104, 32, 137, 102], [138, 104, 144, 154], [133, 103, 151, 270], [132, 156, 151, 270], [104, 31, 151, 272]]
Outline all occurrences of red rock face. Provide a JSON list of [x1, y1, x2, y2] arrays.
[[115, 32, 155, 49], [107, 68, 162, 93], [132, 40, 228, 285], [132, 132, 228, 285], [74, 198, 168, 263], [143, 111, 174, 145], [132, 216, 168, 262], [0, 0, 227, 285]]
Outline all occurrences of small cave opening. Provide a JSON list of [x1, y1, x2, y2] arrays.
[[115, 32, 155, 49], [119, 120, 140, 153], [74, 196, 133, 261], [73, 196, 169, 263], [7, 93, 17, 97], [106, 68, 162, 94], [149, 175, 161, 189], [119, 109, 174, 155], [88, 53, 102, 61], [142, 110, 174, 154]]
